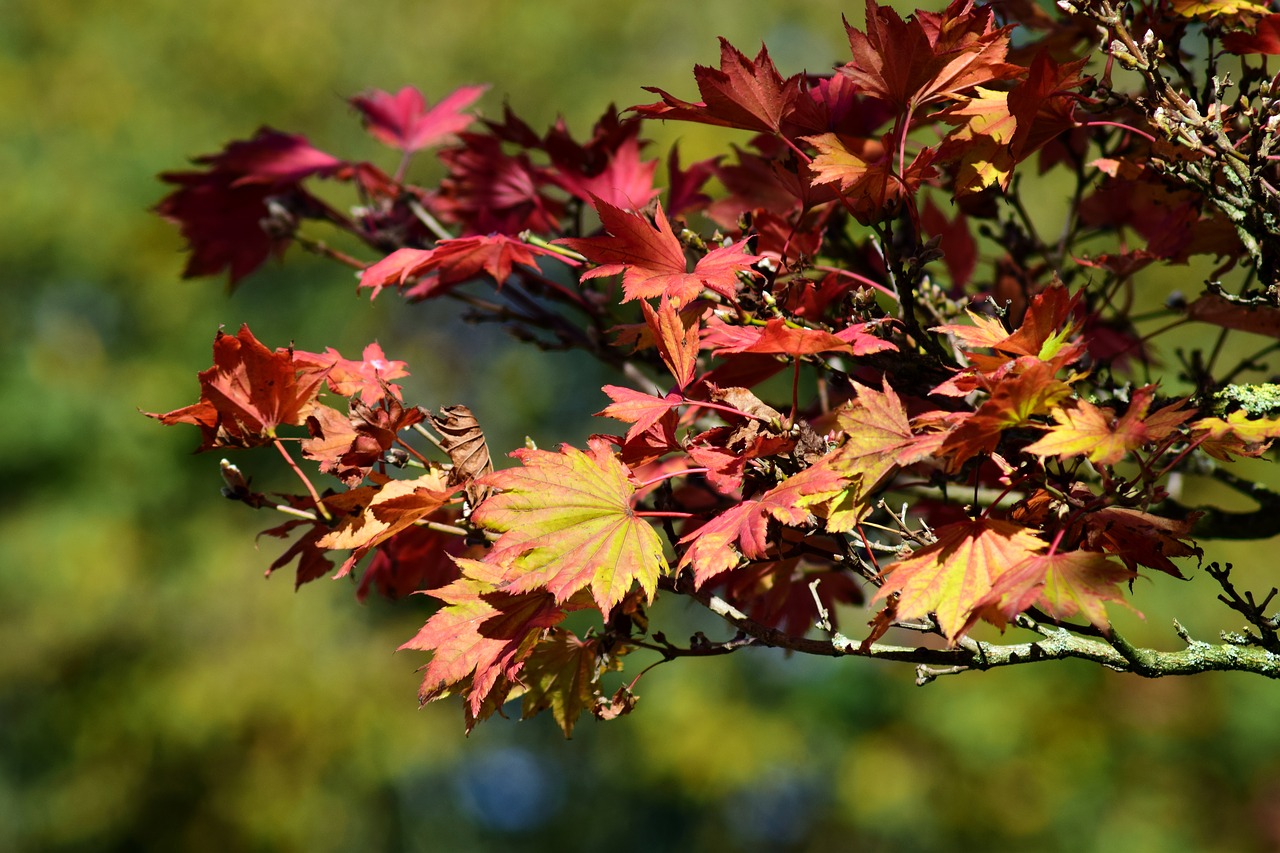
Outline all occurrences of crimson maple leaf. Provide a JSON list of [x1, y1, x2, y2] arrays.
[[145, 324, 325, 450], [470, 442, 669, 611], [597, 387, 685, 442], [704, 316, 896, 358], [356, 523, 470, 602], [557, 197, 764, 305], [350, 85, 488, 152], [156, 130, 347, 285], [549, 132, 661, 211], [841, 0, 1021, 113], [874, 518, 1046, 641]]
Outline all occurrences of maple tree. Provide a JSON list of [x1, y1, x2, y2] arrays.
[[147, 0, 1280, 736]]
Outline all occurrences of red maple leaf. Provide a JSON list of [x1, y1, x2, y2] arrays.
[[632, 39, 822, 135], [720, 558, 863, 636], [665, 145, 720, 217], [436, 133, 563, 235], [399, 560, 577, 716], [597, 386, 685, 442], [549, 132, 661, 211], [1223, 14, 1280, 54], [356, 523, 471, 602], [358, 235, 559, 300], [980, 550, 1136, 631], [144, 324, 325, 450], [350, 85, 488, 152], [301, 395, 425, 486], [841, 0, 1022, 113], [557, 197, 764, 305], [704, 316, 896, 358], [1080, 507, 1200, 577], [679, 463, 850, 585], [156, 129, 345, 285]]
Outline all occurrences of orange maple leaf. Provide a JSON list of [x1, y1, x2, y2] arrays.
[[874, 518, 1046, 641]]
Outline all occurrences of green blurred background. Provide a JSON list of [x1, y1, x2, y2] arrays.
[[6, 1, 1280, 850]]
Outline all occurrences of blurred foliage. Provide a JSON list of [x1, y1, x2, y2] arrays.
[[5, 0, 1280, 850]]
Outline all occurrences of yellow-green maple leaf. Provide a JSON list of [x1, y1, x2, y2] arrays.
[[471, 442, 668, 611]]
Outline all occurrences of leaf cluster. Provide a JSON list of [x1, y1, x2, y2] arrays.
[[148, 0, 1280, 735]]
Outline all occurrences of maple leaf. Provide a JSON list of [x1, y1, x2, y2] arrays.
[[874, 518, 1046, 641], [1171, 0, 1268, 19], [356, 523, 469, 602], [679, 463, 850, 586], [145, 324, 325, 450], [720, 558, 863, 636], [258, 489, 380, 589], [557, 198, 764, 305], [597, 386, 684, 442], [358, 235, 559, 300], [937, 360, 1073, 467], [1190, 410, 1280, 460], [518, 629, 616, 738], [301, 395, 425, 486], [632, 39, 820, 135], [704, 317, 896, 358], [641, 297, 700, 389], [665, 145, 720, 217], [1024, 386, 1189, 466], [318, 470, 458, 577], [805, 132, 937, 222], [981, 550, 1136, 632], [350, 84, 488, 152], [827, 379, 949, 521], [1081, 508, 1199, 577], [435, 133, 563, 235], [1223, 14, 1280, 54], [293, 342, 409, 404], [549, 132, 661, 211], [935, 285, 1084, 373], [155, 129, 350, 286], [841, 0, 1021, 113], [471, 442, 669, 611], [1185, 291, 1280, 339], [399, 560, 575, 715]]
